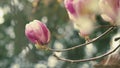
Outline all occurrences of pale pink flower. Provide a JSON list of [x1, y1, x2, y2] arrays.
[[64, 0, 99, 37], [99, 0, 120, 25], [64, 0, 99, 19]]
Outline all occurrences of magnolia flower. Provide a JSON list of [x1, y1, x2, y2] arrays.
[[99, 0, 120, 25], [64, 0, 99, 20], [64, 0, 99, 37], [25, 20, 50, 47]]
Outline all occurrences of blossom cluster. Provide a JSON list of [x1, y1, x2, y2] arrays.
[[25, 0, 120, 48]]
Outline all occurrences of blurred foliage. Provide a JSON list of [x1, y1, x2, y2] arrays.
[[0, 0, 118, 68]]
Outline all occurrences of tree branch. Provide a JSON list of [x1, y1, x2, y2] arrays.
[[48, 26, 116, 52], [95, 25, 113, 29], [115, 37, 120, 41], [53, 44, 120, 63]]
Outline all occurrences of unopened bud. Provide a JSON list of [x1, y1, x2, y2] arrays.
[[25, 20, 51, 48]]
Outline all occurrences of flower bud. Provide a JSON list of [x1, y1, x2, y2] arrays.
[[99, 0, 120, 25], [25, 20, 50, 46]]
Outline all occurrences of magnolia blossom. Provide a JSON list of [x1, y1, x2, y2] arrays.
[[64, 0, 99, 37], [25, 20, 50, 46], [99, 0, 120, 25]]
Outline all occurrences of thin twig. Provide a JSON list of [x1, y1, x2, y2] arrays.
[[53, 44, 120, 63], [48, 26, 116, 52], [115, 37, 120, 41], [95, 25, 113, 29]]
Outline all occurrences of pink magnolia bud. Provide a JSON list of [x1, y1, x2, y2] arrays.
[[25, 20, 50, 46], [99, 0, 120, 24]]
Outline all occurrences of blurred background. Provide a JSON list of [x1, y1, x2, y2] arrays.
[[0, 0, 119, 68]]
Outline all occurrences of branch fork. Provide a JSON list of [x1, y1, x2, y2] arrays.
[[49, 26, 120, 63]]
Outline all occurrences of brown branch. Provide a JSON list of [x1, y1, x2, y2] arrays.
[[48, 26, 116, 52], [53, 44, 120, 63]]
